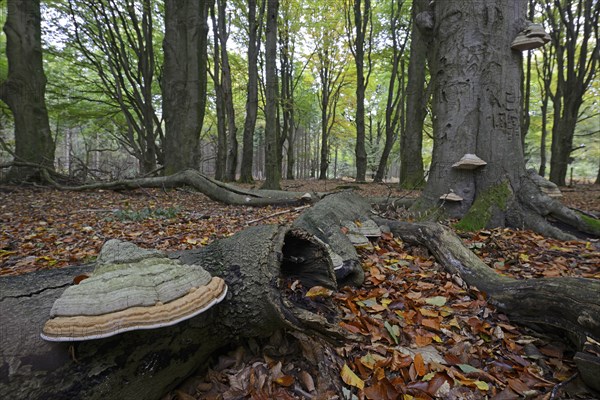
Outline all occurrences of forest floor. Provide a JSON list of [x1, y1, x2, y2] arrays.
[[1, 181, 599, 399]]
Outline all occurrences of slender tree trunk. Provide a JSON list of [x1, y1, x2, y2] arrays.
[[351, 0, 371, 182], [240, 0, 265, 183], [210, 3, 227, 181], [262, 0, 281, 190], [400, 0, 430, 188], [375, 0, 409, 183], [217, 0, 238, 182], [162, 0, 210, 175], [544, 0, 599, 186], [319, 84, 329, 180], [1, 0, 55, 181]]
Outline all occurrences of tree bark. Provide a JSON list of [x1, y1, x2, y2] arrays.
[[217, 0, 238, 182], [162, 0, 210, 175], [210, 1, 227, 181], [1, 0, 55, 181], [262, 0, 281, 190], [399, 0, 430, 188], [545, 0, 599, 186], [239, 0, 265, 183], [418, 0, 599, 240]]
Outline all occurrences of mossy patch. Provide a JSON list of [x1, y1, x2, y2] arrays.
[[455, 182, 512, 232], [577, 212, 600, 236]]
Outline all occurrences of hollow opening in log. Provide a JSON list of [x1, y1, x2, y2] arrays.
[[280, 230, 335, 290]]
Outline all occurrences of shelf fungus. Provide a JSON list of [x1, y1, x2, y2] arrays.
[[452, 153, 487, 170], [512, 22, 550, 51], [40, 258, 227, 342], [439, 192, 463, 202]]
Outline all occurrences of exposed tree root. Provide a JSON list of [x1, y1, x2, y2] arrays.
[[44, 168, 318, 207]]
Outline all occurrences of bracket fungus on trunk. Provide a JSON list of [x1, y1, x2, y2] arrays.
[[41, 249, 227, 342], [439, 192, 464, 202], [452, 153, 487, 170], [511, 22, 550, 51]]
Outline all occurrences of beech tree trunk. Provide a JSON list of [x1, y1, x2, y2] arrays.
[[0, 0, 55, 181], [418, 0, 600, 240], [399, 0, 429, 189], [162, 0, 210, 175], [262, 0, 281, 190], [239, 0, 265, 183]]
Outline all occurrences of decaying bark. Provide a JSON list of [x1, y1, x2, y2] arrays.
[[1, 192, 599, 398]]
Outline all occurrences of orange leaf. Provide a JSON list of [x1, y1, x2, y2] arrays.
[[414, 353, 427, 377], [274, 375, 295, 387]]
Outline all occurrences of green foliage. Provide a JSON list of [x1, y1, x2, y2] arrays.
[[455, 182, 512, 232], [111, 207, 180, 222]]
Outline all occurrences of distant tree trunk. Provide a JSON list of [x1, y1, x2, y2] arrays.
[[400, 0, 430, 188], [240, 0, 265, 183], [375, 0, 409, 183], [0, 0, 55, 181], [262, 0, 281, 190], [520, 0, 536, 154], [279, 5, 297, 180], [217, 0, 238, 182], [210, 3, 227, 181], [347, 0, 371, 182], [544, 0, 599, 186], [535, 46, 554, 177], [162, 0, 210, 175], [418, 0, 598, 240], [317, 49, 345, 181]]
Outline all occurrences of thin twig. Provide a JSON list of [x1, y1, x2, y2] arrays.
[[549, 372, 578, 400]]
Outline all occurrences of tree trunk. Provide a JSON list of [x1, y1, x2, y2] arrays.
[[218, 0, 238, 182], [262, 0, 281, 190], [375, 0, 408, 184], [351, 0, 370, 183], [210, 2, 227, 181], [1, 0, 55, 181], [399, 0, 429, 189], [239, 0, 265, 183], [162, 0, 210, 175], [418, 0, 599, 240], [544, 0, 599, 186]]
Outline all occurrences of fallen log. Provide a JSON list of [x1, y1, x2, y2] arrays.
[[0, 224, 346, 400]]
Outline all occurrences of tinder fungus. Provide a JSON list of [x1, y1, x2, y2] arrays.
[[452, 154, 487, 170], [41, 257, 227, 342]]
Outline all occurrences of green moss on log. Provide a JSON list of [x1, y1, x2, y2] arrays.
[[578, 212, 600, 236], [455, 182, 511, 231]]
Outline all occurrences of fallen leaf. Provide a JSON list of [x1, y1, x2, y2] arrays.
[[341, 363, 364, 389]]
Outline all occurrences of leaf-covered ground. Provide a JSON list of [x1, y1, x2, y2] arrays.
[[1, 181, 598, 399]]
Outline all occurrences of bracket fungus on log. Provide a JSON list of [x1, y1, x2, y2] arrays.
[[452, 153, 487, 170], [41, 254, 227, 342]]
